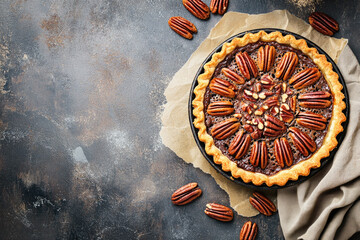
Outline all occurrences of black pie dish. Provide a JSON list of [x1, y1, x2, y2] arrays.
[[188, 28, 350, 190]]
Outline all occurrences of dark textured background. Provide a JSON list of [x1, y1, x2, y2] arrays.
[[0, 0, 358, 239]]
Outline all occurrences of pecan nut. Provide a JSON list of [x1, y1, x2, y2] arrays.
[[289, 95, 297, 112], [274, 137, 293, 168], [298, 91, 331, 108], [207, 101, 234, 116], [240, 221, 258, 240], [275, 52, 299, 80], [221, 67, 245, 84], [280, 104, 294, 123], [204, 203, 233, 222], [209, 78, 236, 98], [263, 114, 286, 137], [257, 45, 276, 72], [209, 0, 228, 15], [309, 12, 339, 36], [168, 16, 197, 39], [236, 51, 259, 80], [250, 141, 268, 169], [260, 75, 275, 90], [228, 130, 251, 159], [289, 68, 321, 89], [289, 127, 316, 157], [296, 112, 327, 130], [249, 192, 277, 216], [211, 118, 240, 140], [183, 0, 210, 20], [250, 129, 262, 140], [171, 182, 202, 205]]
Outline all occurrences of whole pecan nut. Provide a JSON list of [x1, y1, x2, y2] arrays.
[[240, 221, 258, 240], [211, 118, 240, 140], [257, 45, 276, 72], [228, 130, 251, 159], [250, 141, 268, 169], [183, 0, 210, 20], [298, 91, 331, 108], [171, 182, 202, 205], [309, 12, 339, 36], [209, 78, 236, 98], [289, 68, 321, 89], [210, 0, 228, 15], [275, 52, 298, 80], [249, 192, 277, 216], [207, 101, 234, 116], [168, 16, 197, 39], [236, 51, 259, 80], [289, 127, 316, 157], [263, 114, 286, 137], [221, 67, 245, 84], [204, 203, 233, 222], [296, 112, 327, 130], [274, 137, 293, 168]]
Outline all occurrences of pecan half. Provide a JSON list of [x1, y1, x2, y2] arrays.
[[250, 141, 268, 169], [221, 67, 245, 84], [249, 192, 277, 216], [263, 96, 279, 108], [211, 118, 240, 140], [209, 78, 236, 98], [298, 91, 331, 108], [309, 12, 339, 36], [289, 127, 316, 157], [240, 221, 258, 240], [289, 68, 321, 89], [171, 182, 202, 205], [236, 52, 259, 80], [183, 0, 210, 20], [204, 203, 233, 222], [168, 16, 197, 40], [228, 130, 251, 159], [280, 104, 294, 123], [209, 0, 228, 15], [263, 114, 286, 137], [289, 95, 297, 112], [250, 129, 262, 140], [274, 138, 293, 168], [257, 45, 276, 72], [260, 75, 274, 90], [207, 101, 234, 116], [275, 52, 299, 80], [296, 112, 327, 130]]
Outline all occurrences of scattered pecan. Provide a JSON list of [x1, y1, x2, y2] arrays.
[[289, 68, 321, 89], [309, 12, 339, 36], [298, 91, 331, 108], [207, 101, 234, 116], [289, 127, 316, 157], [236, 52, 259, 80], [249, 192, 277, 216], [211, 118, 240, 140], [183, 0, 210, 20], [221, 67, 245, 84], [274, 137, 293, 168], [243, 124, 254, 133], [257, 45, 276, 72], [296, 112, 327, 130], [263, 96, 279, 108], [209, 0, 228, 15], [260, 75, 274, 90], [240, 221, 258, 240], [275, 52, 298, 80], [250, 141, 268, 169], [263, 114, 286, 137], [289, 95, 297, 112], [250, 129, 262, 140], [209, 78, 236, 98], [228, 130, 251, 159], [254, 82, 262, 93], [280, 104, 294, 123], [168, 16, 197, 39], [171, 182, 202, 205], [204, 203, 233, 222]]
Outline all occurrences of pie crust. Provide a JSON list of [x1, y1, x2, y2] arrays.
[[192, 31, 346, 186]]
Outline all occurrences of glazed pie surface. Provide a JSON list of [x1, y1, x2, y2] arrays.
[[192, 31, 346, 186]]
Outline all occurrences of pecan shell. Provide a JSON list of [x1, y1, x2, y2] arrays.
[[168, 16, 197, 40], [171, 182, 202, 205], [236, 51, 259, 80], [221, 67, 245, 84], [298, 91, 332, 108], [250, 141, 268, 169], [211, 118, 240, 140], [309, 12, 339, 36], [207, 101, 234, 116], [183, 0, 210, 20], [274, 137, 293, 168], [257, 45, 276, 72], [204, 203, 233, 222], [289, 68, 321, 89], [228, 130, 251, 159], [249, 192, 277, 216], [209, 0, 228, 15], [275, 52, 299, 80], [209, 78, 236, 98], [240, 221, 258, 240], [289, 127, 316, 157], [296, 112, 327, 130], [263, 114, 286, 137]]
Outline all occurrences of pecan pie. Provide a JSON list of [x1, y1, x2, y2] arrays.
[[192, 31, 346, 186]]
